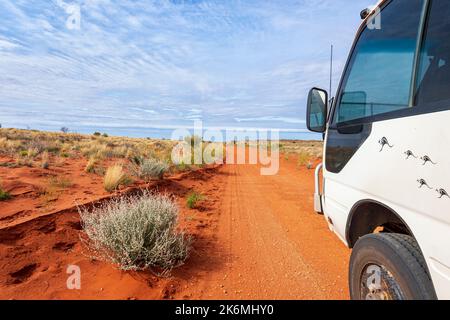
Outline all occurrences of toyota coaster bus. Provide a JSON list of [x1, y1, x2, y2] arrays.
[[306, 0, 450, 300]]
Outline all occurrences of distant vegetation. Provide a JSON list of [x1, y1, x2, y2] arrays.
[[0, 128, 323, 179], [0, 128, 224, 171], [128, 157, 169, 181], [279, 140, 323, 159]]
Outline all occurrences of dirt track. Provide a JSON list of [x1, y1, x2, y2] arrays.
[[0, 155, 350, 300], [191, 158, 350, 299]]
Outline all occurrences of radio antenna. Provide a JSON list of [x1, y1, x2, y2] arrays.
[[329, 44, 333, 97]]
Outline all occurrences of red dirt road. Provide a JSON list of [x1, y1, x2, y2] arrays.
[[0, 155, 350, 299], [191, 158, 350, 299]]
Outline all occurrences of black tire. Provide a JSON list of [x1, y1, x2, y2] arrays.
[[349, 233, 437, 300]]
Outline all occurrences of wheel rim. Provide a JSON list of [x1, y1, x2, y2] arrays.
[[360, 264, 405, 300]]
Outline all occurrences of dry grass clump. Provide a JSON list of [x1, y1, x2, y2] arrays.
[[186, 191, 204, 209], [0, 180, 11, 201], [85, 156, 97, 173], [41, 151, 49, 169], [27, 147, 39, 158], [16, 152, 34, 167], [103, 164, 131, 192], [79, 192, 191, 273], [0, 188, 11, 201], [49, 176, 73, 189], [36, 176, 73, 204], [129, 157, 169, 181], [297, 151, 312, 167]]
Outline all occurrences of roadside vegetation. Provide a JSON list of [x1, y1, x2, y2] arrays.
[[279, 140, 323, 159], [103, 165, 130, 192], [128, 156, 169, 181], [0, 182, 11, 201], [186, 191, 204, 209], [0, 128, 223, 173], [0, 128, 177, 167], [79, 192, 191, 273]]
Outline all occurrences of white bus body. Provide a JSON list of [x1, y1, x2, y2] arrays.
[[307, 0, 450, 300]]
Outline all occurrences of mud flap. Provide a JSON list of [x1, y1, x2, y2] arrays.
[[314, 163, 323, 214]]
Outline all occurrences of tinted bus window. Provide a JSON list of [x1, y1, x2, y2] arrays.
[[335, 0, 424, 124], [415, 0, 450, 106]]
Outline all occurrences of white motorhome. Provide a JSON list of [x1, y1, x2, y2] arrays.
[[306, 0, 450, 300]]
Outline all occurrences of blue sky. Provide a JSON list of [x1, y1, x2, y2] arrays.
[[0, 0, 374, 138]]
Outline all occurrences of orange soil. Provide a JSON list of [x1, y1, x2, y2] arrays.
[[0, 153, 349, 300]]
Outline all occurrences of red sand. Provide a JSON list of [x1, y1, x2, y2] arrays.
[[0, 154, 349, 300]]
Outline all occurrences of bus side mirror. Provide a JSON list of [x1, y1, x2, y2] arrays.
[[306, 87, 328, 133]]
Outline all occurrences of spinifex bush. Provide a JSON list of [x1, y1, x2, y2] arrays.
[[85, 156, 97, 173], [79, 192, 191, 273], [297, 151, 312, 167], [41, 151, 49, 169], [103, 164, 128, 192], [129, 157, 169, 181]]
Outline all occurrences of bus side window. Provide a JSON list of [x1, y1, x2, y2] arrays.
[[415, 0, 450, 106], [335, 0, 424, 124]]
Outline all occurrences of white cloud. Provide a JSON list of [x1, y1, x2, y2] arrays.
[[0, 0, 364, 137]]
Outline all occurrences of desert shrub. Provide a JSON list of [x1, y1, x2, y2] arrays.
[[41, 151, 49, 169], [0, 186, 11, 201], [97, 145, 114, 158], [297, 151, 311, 167], [19, 150, 28, 157], [16, 152, 33, 167], [176, 162, 190, 172], [129, 157, 168, 181], [81, 142, 103, 158], [45, 143, 61, 154], [125, 148, 136, 159], [114, 146, 128, 158], [79, 192, 191, 272], [186, 191, 204, 209], [27, 147, 39, 158], [48, 176, 73, 189], [94, 166, 106, 176], [184, 135, 202, 147], [104, 165, 128, 192], [93, 132, 101, 136], [85, 156, 97, 173]]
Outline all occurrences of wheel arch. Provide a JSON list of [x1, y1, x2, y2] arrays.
[[345, 199, 415, 248]]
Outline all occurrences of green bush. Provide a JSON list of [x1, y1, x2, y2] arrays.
[[19, 150, 28, 157], [0, 188, 11, 201], [186, 191, 204, 209]]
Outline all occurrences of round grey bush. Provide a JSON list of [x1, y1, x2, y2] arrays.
[[129, 158, 169, 181], [79, 192, 191, 273]]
